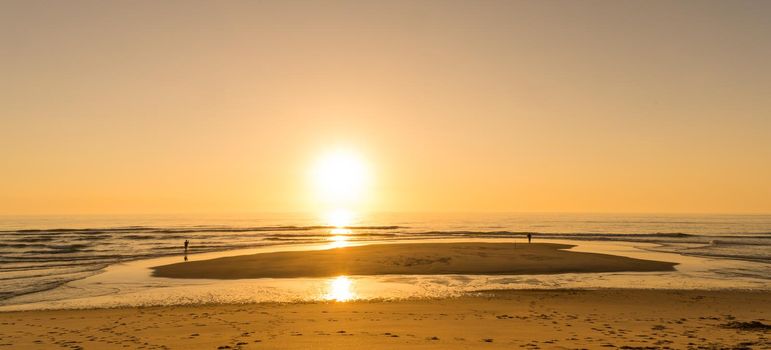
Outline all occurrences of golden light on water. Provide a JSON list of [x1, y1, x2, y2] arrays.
[[324, 276, 355, 302], [328, 228, 352, 248], [330, 228, 352, 235]]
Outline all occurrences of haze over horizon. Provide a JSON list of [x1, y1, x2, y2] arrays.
[[2, 0, 770, 215]]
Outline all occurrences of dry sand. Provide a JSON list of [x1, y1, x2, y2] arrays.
[[152, 243, 677, 279], [1, 290, 769, 349]]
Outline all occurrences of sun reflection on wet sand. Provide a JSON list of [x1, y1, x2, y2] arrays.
[[324, 276, 355, 302]]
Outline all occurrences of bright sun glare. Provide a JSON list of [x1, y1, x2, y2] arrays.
[[312, 149, 370, 227], [325, 276, 355, 302], [325, 208, 354, 228], [312, 150, 369, 206]]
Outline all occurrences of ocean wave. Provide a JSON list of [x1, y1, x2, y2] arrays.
[[1, 225, 403, 234], [411, 230, 771, 241], [0, 269, 106, 301], [0, 261, 112, 272], [0, 243, 48, 248], [72, 234, 112, 241], [4, 236, 56, 242], [414, 231, 699, 239], [123, 234, 185, 240]]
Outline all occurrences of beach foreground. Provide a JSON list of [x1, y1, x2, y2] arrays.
[[152, 243, 677, 279], [1, 290, 769, 349]]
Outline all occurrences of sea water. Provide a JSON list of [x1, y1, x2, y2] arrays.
[[1, 213, 769, 309]]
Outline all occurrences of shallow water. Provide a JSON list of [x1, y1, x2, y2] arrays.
[[1, 213, 769, 310], [1, 238, 768, 311]]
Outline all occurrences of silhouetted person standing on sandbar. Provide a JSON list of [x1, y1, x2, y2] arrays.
[[527, 233, 532, 243]]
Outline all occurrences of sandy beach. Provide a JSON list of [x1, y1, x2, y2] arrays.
[[152, 243, 677, 279], [1, 289, 769, 349], [5, 242, 767, 349]]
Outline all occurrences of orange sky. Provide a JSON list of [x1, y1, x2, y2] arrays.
[[1, 1, 770, 215]]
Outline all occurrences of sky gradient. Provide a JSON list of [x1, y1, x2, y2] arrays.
[[2, 0, 770, 215]]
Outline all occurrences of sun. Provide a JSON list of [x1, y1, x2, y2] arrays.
[[311, 150, 369, 205], [325, 208, 355, 228]]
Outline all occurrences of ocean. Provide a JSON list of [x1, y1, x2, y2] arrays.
[[1, 213, 770, 306]]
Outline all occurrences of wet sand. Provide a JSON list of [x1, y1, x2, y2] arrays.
[[152, 243, 677, 279], [1, 290, 769, 349]]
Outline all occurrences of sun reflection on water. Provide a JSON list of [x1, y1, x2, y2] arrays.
[[328, 228, 352, 248], [324, 276, 355, 302], [328, 235, 349, 248], [330, 228, 352, 235]]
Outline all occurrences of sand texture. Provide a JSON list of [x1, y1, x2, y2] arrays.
[[152, 243, 677, 279], [1, 290, 769, 349]]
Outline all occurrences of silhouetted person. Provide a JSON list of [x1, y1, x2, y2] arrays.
[[527, 233, 532, 243], [184, 239, 189, 251]]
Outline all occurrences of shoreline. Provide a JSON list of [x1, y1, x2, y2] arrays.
[[1, 289, 768, 349], [3, 239, 768, 312], [3, 287, 771, 312], [3, 232, 767, 306]]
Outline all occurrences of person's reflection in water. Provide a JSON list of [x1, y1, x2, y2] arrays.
[[184, 239, 189, 261]]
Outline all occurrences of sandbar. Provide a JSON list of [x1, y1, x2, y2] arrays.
[[152, 243, 677, 279]]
